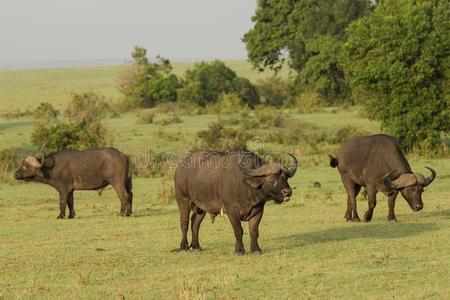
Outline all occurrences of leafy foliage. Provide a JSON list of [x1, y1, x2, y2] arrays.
[[117, 46, 181, 109], [32, 93, 109, 153], [243, 0, 373, 103], [197, 122, 253, 151], [178, 60, 260, 107], [343, 0, 450, 151], [33, 102, 59, 123], [256, 76, 294, 107]]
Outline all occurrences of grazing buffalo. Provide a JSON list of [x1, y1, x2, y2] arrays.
[[329, 134, 436, 222], [174, 148, 297, 254], [14, 147, 133, 219]]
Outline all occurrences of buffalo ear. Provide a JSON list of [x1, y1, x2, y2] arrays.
[[42, 157, 55, 168], [243, 177, 263, 189]]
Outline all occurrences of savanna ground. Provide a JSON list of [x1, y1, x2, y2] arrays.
[[0, 62, 449, 299]]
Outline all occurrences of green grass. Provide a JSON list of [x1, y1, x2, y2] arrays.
[[0, 64, 449, 299]]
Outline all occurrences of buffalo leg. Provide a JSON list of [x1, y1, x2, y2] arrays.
[[228, 213, 245, 255], [248, 206, 264, 254], [387, 191, 399, 222], [190, 209, 206, 250], [126, 176, 133, 215], [340, 175, 361, 222], [175, 194, 190, 251], [57, 190, 69, 219], [111, 182, 131, 217], [363, 187, 377, 222], [67, 191, 76, 219]]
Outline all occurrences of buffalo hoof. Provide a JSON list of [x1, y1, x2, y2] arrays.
[[191, 247, 202, 252], [235, 249, 246, 256], [388, 217, 397, 223], [363, 213, 373, 223], [56, 215, 65, 219], [251, 250, 263, 255]]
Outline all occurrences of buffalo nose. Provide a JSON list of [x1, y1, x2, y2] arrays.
[[14, 173, 20, 179], [414, 204, 423, 211], [281, 188, 292, 197]]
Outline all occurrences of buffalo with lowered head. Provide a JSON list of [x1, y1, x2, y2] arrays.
[[14, 147, 133, 219], [329, 134, 436, 222], [174, 148, 297, 254]]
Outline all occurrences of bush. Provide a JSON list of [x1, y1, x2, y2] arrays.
[[178, 60, 259, 107], [256, 76, 294, 107], [255, 106, 285, 128], [0, 148, 20, 182], [33, 102, 59, 122], [330, 125, 369, 144], [217, 93, 249, 115], [295, 89, 324, 113], [131, 151, 175, 178], [32, 92, 109, 153], [197, 122, 253, 151]]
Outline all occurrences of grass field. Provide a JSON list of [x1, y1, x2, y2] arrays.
[[0, 60, 289, 111], [0, 62, 449, 299]]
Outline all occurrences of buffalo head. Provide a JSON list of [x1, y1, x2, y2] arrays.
[[381, 167, 436, 211], [14, 155, 45, 180], [239, 154, 297, 203]]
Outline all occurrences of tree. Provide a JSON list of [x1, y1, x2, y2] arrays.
[[117, 46, 181, 108], [343, 0, 450, 151], [243, 0, 373, 103], [178, 60, 260, 107]]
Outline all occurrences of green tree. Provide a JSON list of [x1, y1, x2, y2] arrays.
[[117, 46, 181, 109], [243, 0, 373, 103], [343, 0, 450, 151], [178, 60, 260, 107]]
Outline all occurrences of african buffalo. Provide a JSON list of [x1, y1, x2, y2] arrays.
[[14, 147, 133, 219], [174, 148, 297, 254], [329, 134, 436, 222]]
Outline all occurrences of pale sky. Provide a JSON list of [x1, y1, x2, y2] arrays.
[[0, 0, 256, 68]]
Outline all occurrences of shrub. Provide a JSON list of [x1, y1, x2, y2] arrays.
[[255, 106, 285, 128], [32, 92, 109, 153], [295, 89, 324, 113], [197, 122, 253, 151], [131, 151, 175, 178], [218, 93, 249, 115], [0, 148, 20, 182], [330, 125, 369, 144], [33, 102, 59, 122], [256, 76, 294, 107]]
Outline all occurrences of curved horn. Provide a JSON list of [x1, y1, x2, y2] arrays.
[[283, 153, 297, 178], [423, 167, 436, 186], [239, 157, 282, 177], [390, 173, 417, 189], [25, 155, 43, 168]]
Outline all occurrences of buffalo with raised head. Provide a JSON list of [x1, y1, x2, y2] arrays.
[[14, 147, 133, 219], [173, 148, 297, 254], [329, 134, 436, 222]]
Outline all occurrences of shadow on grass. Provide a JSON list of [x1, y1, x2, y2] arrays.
[[277, 222, 441, 248]]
